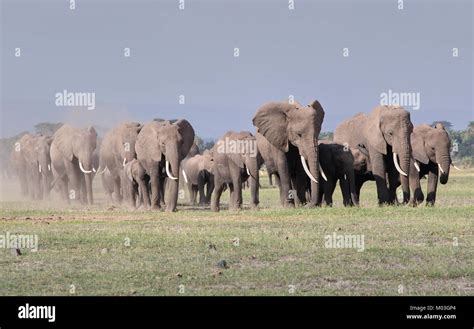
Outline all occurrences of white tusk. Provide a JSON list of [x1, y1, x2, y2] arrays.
[[300, 155, 318, 184], [451, 163, 461, 171], [246, 167, 251, 176], [38, 164, 42, 173], [182, 169, 188, 183], [414, 161, 420, 172], [165, 160, 178, 180], [79, 161, 93, 174], [319, 163, 328, 182], [438, 163, 445, 174], [92, 167, 97, 173], [393, 153, 407, 177], [99, 166, 108, 174], [123, 158, 127, 167], [48, 164, 51, 171]]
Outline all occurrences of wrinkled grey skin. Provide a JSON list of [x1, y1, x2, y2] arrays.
[[50, 124, 98, 205], [124, 159, 149, 209], [99, 122, 142, 205], [181, 150, 214, 206], [334, 105, 413, 205], [211, 131, 261, 212], [135, 119, 195, 212], [394, 123, 453, 206], [10, 134, 54, 200], [253, 100, 325, 207], [317, 141, 369, 207]]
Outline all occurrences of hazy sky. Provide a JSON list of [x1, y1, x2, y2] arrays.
[[1, 0, 472, 139]]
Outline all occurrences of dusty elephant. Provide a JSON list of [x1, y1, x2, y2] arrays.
[[253, 100, 326, 207], [124, 158, 149, 209], [135, 119, 195, 212], [334, 105, 413, 205], [50, 125, 98, 205], [181, 149, 214, 206], [99, 122, 142, 204], [211, 131, 261, 212]]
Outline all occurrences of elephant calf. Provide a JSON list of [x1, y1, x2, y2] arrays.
[[124, 159, 149, 209], [181, 150, 214, 206], [211, 131, 261, 212], [317, 141, 369, 207]]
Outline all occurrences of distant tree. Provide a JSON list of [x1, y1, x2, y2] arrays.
[[319, 131, 333, 141], [34, 122, 63, 136], [194, 136, 204, 150], [203, 140, 215, 151]]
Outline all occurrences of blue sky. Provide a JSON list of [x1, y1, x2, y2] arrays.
[[1, 0, 472, 139]]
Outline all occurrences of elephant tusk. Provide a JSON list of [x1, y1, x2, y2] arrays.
[[92, 167, 97, 173], [123, 158, 127, 167], [300, 155, 318, 184], [393, 153, 407, 177], [165, 160, 178, 180], [319, 163, 328, 182], [38, 164, 42, 173], [182, 169, 188, 183], [451, 163, 462, 171], [98, 166, 108, 174], [414, 161, 420, 172], [246, 167, 251, 176], [48, 164, 51, 171], [438, 163, 445, 174], [79, 161, 93, 174]]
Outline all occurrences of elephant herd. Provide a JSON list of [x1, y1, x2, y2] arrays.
[[9, 100, 459, 212]]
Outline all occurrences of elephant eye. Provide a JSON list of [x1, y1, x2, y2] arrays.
[[297, 133, 302, 138]]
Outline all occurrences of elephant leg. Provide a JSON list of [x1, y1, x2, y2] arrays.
[[205, 175, 214, 205], [323, 178, 337, 207], [64, 161, 81, 204], [211, 176, 225, 212], [229, 168, 242, 211], [426, 166, 438, 206], [79, 173, 87, 204], [198, 175, 206, 206], [409, 161, 423, 206], [276, 160, 294, 208], [138, 178, 150, 210], [339, 178, 351, 206], [149, 170, 161, 210], [112, 175, 122, 204], [192, 185, 198, 206], [387, 167, 400, 205], [187, 182, 194, 205], [370, 151, 390, 205], [292, 173, 307, 206]]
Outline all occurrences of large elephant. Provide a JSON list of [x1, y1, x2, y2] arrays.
[[211, 131, 261, 212], [99, 122, 142, 204], [253, 100, 325, 207], [181, 149, 214, 206], [50, 124, 98, 205], [334, 105, 413, 205], [135, 119, 195, 212], [10, 134, 53, 200], [398, 123, 458, 206]]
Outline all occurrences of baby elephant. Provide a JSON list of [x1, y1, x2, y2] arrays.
[[124, 159, 149, 209], [181, 150, 215, 206], [317, 141, 369, 207]]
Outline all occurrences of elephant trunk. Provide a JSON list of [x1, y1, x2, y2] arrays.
[[394, 134, 411, 203], [246, 156, 260, 209], [436, 151, 451, 184], [85, 172, 93, 205], [79, 154, 94, 205], [304, 139, 320, 206], [165, 143, 180, 212]]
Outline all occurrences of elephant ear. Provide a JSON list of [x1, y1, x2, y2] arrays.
[[54, 127, 74, 161], [252, 102, 290, 152], [174, 119, 195, 158], [136, 123, 162, 163], [363, 106, 387, 155], [411, 129, 429, 164]]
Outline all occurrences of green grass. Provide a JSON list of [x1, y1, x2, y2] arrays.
[[0, 170, 473, 296]]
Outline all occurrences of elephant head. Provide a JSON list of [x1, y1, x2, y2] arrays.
[[54, 124, 98, 204], [200, 149, 214, 174], [411, 123, 452, 184], [253, 100, 325, 203], [118, 122, 142, 167], [363, 105, 413, 194]]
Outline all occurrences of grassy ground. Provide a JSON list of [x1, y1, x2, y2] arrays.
[[0, 169, 472, 296]]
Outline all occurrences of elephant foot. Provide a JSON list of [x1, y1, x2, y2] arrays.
[[151, 205, 161, 211], [211, 206, 220, 212]]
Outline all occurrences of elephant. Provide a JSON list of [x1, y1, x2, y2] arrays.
[[50, 124, 98, 205], [317, 141, 370, 207], [181, 150, 214, 206], [10, 134, 53, 200], [135, 119, 195, 212], [99, 122, 142, 204], [395, 123, 459, 206], [211, 131, 261, 212], [124, 159, 149, 209], [334, 105, 413, 205], [253, 100, 325, 207]]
